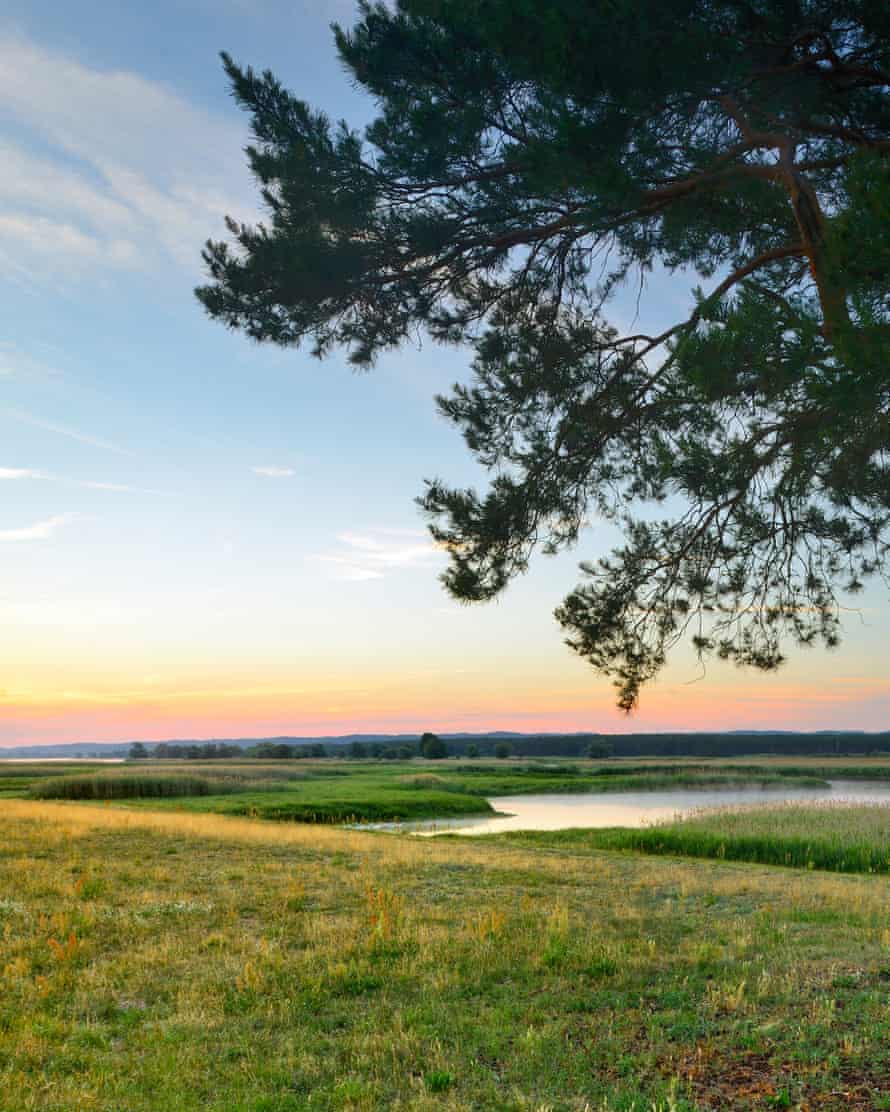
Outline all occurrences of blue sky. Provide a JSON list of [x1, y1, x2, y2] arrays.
[[1, 0, 888, 744]]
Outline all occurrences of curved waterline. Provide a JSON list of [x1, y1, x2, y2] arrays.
[[360, 779, 890, 836]]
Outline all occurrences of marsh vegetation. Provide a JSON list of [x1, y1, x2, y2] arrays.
[[5, 758, 839, 824], [543, 801, 890, 876]]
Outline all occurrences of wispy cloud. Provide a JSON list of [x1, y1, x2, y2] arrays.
[[0, 343, 63, 381], [316, 529, 441, 582], [66, 478, 171, 495], [318, 559, 385, 583], [0, 34, 255, 281], [2, 407, 132, 455], [252, 466, 296, 478], [0, 513, 77, 542], [0, 467, 46, 480], [0, 464, 168, 495], [0, 212, 136, 267]]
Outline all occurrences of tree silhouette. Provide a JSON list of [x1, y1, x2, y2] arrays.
[[198, 1, 890, 709], [420, 732, 448, 759]]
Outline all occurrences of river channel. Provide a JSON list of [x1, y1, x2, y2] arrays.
[[370, 779, 890, 836]]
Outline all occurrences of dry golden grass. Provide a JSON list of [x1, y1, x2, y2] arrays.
[[7, 798, 890, 906], [5, 801, 890, 1109]]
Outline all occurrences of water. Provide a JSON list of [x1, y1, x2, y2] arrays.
[[376, 780, 890, 836], [0, 757, 124, 763]]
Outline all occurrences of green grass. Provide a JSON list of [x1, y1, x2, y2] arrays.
[[0, 757, 837, 823], [30, 774, 251, 800], [4, 800, 890, 1109], [706, 763, 890, 782], [420, 762, 829, 796], [0, 764, 109, 798], [126, 785, 494, 823], [510, 802, 890, 876], [0, 756, 870, 824], [126, 761, 352, 782]]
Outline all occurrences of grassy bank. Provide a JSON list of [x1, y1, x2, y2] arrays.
[[3, 801, 890, 1109], [30, 773, 259, 800], [217, 788, 495, 823], [2, 758, 832, 824], [106, 767, 496, 823], [0, 764, 107, 798], [510, 802, 890, 876]]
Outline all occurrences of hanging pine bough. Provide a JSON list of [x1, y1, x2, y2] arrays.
[[196, 1, 890, 710]]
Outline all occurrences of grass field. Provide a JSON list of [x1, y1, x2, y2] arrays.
[[2, 758, 833, 824], [523, 801, 890, 876], [4, 800, 890, 1109]]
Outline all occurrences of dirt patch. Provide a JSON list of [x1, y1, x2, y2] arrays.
[[668, 1044, 890, 1110]]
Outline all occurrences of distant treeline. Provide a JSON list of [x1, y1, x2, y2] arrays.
[[130, 732, 890, 762], [140, 741, 329, 760], [473, 733, 890, 758], [603, 733, 890, 758]]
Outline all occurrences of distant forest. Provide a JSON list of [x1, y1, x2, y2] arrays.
[[128, 733, 890, 761]]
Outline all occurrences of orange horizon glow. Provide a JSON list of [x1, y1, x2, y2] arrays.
[[4, 670, 889, 745], [5, 601, 889, 746]]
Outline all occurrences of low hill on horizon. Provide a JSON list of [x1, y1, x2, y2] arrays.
[[1, 729, 886, 760]]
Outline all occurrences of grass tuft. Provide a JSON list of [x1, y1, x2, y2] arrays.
[[513, 801, 890, 876], [29, 773, 247, 800]]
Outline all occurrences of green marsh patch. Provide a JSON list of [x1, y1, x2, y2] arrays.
[[30, 773, 249, 801], [513, 802, 890, 876], [0, 757, 851, 825]]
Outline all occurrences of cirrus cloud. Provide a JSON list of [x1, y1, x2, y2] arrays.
[[316, 528, 442, 582], [0, 467, 46, 480], [0, 513, 78, 542], [0, 33, 255, 282], [0, 463, 168, 495], [252, 466, 296, 478]]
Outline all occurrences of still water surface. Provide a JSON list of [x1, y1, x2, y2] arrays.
[[2, 758, 124, 763], [379, 779, 890, 836]]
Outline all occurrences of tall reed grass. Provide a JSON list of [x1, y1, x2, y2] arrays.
[[29, 774, 246, 800], [592, 801, 890, 875]]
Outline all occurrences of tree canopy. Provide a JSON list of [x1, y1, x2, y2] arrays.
[[197, 0, 890, 710], [420, 732, 449, 759]]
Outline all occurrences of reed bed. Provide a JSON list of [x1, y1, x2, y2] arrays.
[[29, 773, 248, 801], [570, 801, 890, 875], [138, 761, 350, 782], [0, 762, 106, 777]]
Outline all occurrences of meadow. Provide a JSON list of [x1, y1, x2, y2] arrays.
[[4, 799, 890, 1110], [5, 758, 831, 824], [6, 757, 890, 1108]]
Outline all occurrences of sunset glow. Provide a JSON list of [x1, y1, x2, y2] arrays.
[[2, 2, 888, 747]]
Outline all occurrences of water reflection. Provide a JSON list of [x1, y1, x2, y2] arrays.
[[372, 780, 890, 836]]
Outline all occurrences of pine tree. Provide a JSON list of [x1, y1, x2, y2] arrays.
[[197, 1, 890, 709]]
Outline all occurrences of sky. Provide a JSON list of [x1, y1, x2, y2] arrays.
[[1, 0, 888, 746]]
